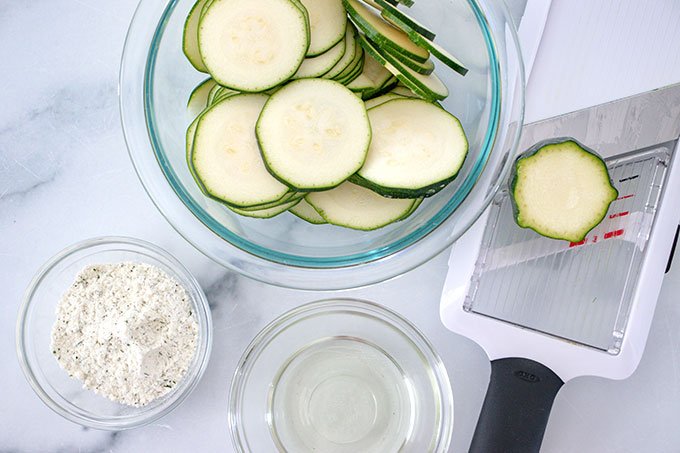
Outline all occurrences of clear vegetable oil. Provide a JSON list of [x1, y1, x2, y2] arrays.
[[268, 337, 414, 452]]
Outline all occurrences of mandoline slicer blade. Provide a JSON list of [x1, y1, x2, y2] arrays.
[[464, 144, 673, 354]]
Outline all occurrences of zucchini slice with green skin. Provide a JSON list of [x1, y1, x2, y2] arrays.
[[235, 191, 305, 212], [192, 94, 290, 207], [292, 37, 347, 79], [352, 98, 468, 198], [344, 0, 430, 63], [361, 75, 398, 100], [298, 0, 347, 56], [364, 92, 404, 108], [379, 44, 435, 75], [306, 181, 415, 230], [289, 198, 328, 224], [407, 33, 468, 76], [390, 84, 419, 98], [289, 0, 312, 45], [385, 0, 414, 7], [206, 83, 222, 105], [183, 0, 210, 72], [359, 35, 448, 101], [187, 78, 217, 115], [186, 113, 209, 195], [323, 26, 358, 79], [198, 0, 309, 92], [211, 89, 240, 106], [371, 0, 435, 40], [332, 39, 365, 82], [510, 138, 619, 242], [346, 52, 395, 94], [230, 198, 302, 219], [256, 79, 371, 191], [399, 197, 423, 220]]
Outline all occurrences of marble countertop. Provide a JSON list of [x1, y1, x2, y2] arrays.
[[2, 0, 680, 452]]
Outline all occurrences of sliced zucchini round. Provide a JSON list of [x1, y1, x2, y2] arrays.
[[346, 52, 395, 94], [359, 35, 448, 101], [344, 0, 430, 63], [362, 75, 399, 100], [332, 39, 365, 82], [235, 191, 305, 211], [380, 46, 435, 75], [192, 94, 290, 207], [292, 37, 347, 79], [186, 113, 209, 195], [299, 0, 348, 56], [373, 0, 435, 41], [390, 85, 420, 98], [510, 139, 619, 243], [187, 78, 217, 115], [323, 26, 358, 79], [364, 92, 404, 109], [399, 197, 423, 220], [198, 0, 309, 92], [256, 79, 371, 191], [306, 181, 415, 230], [183, 0, 210, 72], [229, 198, 301, 219], [211, 88, 240, 106], [289, 198, 328, 224], [354, 98, 468, 198], [408, 32, 468, 76]]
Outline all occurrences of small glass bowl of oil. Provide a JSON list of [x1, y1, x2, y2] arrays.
[[228, 299, 453, 452]]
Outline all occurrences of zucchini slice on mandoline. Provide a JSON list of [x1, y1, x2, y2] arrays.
[[187, 78, 217, 115], [292, 37, 347, 79], [289, 198, 328, 224], [306, 182, 415, 230], [256, 79, 371, 191], [371, 0, 436, 41], [183, 0, 210, 72], [298, 0, 348, 56], [344, 0, 430, 63], [352, 98, 468, 198], [198, 0, 309, 92], [191, 94, 291, 207], [230, 198, 302, 219], [359, 35, 448, 101], [510, 139, 619, 243]]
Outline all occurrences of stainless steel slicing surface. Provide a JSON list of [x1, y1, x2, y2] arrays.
[[465, 145, 672, 352]]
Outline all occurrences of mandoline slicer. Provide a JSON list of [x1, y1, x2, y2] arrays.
[[440, 83, 680, 453]]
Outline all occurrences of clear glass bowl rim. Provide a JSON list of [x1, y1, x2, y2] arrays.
[[228, 298, 454, 453], [15, 236, 213, 430]]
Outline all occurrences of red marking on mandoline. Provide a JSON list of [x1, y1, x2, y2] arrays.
[[609, 211, 630, 219], [617, 194, 634, 200], [604, 229, 625, 239]]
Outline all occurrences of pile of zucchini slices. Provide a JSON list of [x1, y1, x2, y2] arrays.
[[183, 0, 469, 230]]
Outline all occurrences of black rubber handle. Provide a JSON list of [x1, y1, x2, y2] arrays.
[[469, 358, 564, 453]]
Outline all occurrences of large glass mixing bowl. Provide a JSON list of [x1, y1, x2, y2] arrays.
[[120, 0, 524, 290]]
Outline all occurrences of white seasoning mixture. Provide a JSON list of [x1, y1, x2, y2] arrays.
[[51, 262, 199, 407]]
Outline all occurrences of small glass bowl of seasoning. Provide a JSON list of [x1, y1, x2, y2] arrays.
[[16, 236, 212, 430]]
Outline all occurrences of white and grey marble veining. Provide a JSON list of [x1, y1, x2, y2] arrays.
[[2, 0, 680, 452]]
